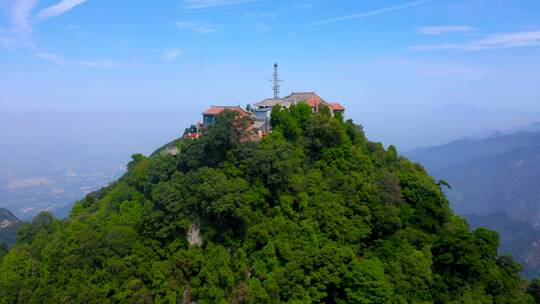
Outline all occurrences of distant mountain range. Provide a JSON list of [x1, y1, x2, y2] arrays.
[[476, 122, 540, 140], [406, 122, 540, 278], [0, 208, 20, 246], [407, 128, 540, 225]]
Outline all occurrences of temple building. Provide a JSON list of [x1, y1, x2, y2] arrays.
[[200, 92, 346, 139], [254, 92, 345, 115]]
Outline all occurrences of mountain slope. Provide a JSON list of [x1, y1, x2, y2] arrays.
[[0, 106, 534, 303], [407, 131, 540, 225], [444, 145, 540, 224], [407, 130, 540, 278], [466, 212, 540, 279], [0, 208, 20, 246]]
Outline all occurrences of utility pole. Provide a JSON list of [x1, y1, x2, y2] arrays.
[[272, 63, 282, 99]]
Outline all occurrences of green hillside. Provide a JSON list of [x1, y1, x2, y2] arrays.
[[0, 105, 535, 303]]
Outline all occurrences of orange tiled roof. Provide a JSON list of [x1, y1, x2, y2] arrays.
[[305, 95, 323, 108], [203, 106, 248, 116], [330, 103, 345, 111]]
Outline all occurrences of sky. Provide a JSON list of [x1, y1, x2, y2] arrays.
[[1, 0, 540, 150]]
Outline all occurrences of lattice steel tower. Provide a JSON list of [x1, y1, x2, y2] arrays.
[[272, 63, 282, 99]]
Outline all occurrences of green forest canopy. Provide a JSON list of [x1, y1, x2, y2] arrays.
[[1, 103, 539, 303]]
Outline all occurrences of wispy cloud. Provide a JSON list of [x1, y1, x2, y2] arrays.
[[417, 63, 488, 79], [417, 25, 475, 35], [2, 0, 109, 68], [77, 60, 117, 68], [296, 1, 314, 9], [33, 51, 118, 68], [11, 0, 37, 33], [244, 12, 276, 18], [253, 22, 269, 32], [162, 49, 184, 62], [0, 0, 37, 50], [34, 51, 68, 66], [412, 30, 540, 51], [316, 0, 431, 25], [37, 0, 88, 21], [1, 0, 88, 52], [181, 0, 258, 10], [176, 21, 218, 33]]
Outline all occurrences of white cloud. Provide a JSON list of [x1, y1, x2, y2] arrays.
[[296, 1, 314, 9], [1, 0, 88, 52], [417, 25, 475, 35], [0, 0, 36, 51], [0, 34, 34, 50], [32, 52, 118, 68], [253, 22, 269, 32], [34, 51, 67, 66], [412, 30, 540, 51], [11, 0, 37, 33], [77, 60, 117, 68], [316, 0, 431, 25], [181, 0, 258, 10], [162, 49, 184, 62], [417, 63, 488, 79], [37, 0, 88, 21], [244, 12, 276, 18], [176, 21, 218, 33]]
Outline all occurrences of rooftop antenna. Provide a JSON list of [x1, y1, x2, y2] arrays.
[[272, 63, 282, 99]]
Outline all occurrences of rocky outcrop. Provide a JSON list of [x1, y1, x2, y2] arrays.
[[187, 223, 202, 247]]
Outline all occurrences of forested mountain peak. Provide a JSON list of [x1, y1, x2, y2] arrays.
[[0, 104, 536, 303]]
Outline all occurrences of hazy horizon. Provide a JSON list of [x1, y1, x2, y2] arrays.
[[2, 0, 540, 151], [1, 104, 539, 153]]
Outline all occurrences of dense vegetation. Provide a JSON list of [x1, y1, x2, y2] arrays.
[[0, 104, 536, 303]]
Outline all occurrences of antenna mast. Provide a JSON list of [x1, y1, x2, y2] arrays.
[[272, 63, 282, 99]]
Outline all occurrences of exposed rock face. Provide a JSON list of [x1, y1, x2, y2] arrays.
[[187, 223, 202, 247], [0, 220, 16, 229], [162, 147, 179, 156], [0, 208, 17, 222], [0, 208, 20, 246]]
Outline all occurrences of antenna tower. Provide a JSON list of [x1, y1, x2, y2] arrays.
[[272, 63, 282, 99]]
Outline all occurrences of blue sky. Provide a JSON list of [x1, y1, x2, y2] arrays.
[[1, 0, 540, 149]]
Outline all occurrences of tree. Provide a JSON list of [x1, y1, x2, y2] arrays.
[[528, 279, 540, 304], [343, 258, 392, 304], [203, 110, 252, 166]]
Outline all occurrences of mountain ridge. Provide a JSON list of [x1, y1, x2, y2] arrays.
[[406, 127, 540, 278]]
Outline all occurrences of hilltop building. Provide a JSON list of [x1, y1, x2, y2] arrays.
[[199, 92, 346, 139], [202, 106, 249, 127], [191, 66, 345, 140], [255, 92, 345, 115]]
